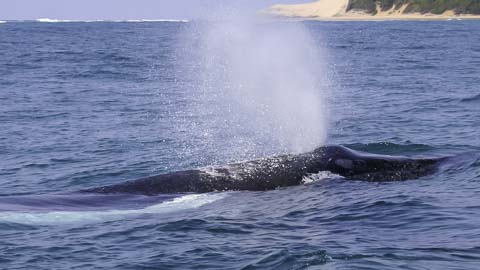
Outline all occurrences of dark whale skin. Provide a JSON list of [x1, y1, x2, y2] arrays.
[[84, 145, 444, 195]]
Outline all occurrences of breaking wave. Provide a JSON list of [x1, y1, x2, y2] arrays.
[[35, 18, 188, 23]]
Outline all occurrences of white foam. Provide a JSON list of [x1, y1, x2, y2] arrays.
[[35, 18, 188, 23], [0, 193, 225, 225], [302, 171, 343, 184], [37, 18, 65, 23], [123, 19, 189, 23], [0, 21, 6, 24]]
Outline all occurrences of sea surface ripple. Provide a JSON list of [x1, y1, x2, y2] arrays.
[[0, 21, 479, 269]]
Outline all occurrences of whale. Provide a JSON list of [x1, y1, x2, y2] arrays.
[[84, 145, 445, 195]]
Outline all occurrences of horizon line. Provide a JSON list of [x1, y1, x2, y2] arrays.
[[0, 18, 190, 23]]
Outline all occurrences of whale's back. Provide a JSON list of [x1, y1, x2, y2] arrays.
[[317, 145, 444, 181]]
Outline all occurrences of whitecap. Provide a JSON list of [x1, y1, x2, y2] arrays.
[[0, 21, 6, 24], [123, 19, 189, 23], [35, 18, 189, 23], [0, 193, 225, 225], [37, 18, 66, 23]]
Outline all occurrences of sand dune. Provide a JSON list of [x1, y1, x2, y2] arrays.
[[267, 0, 480, 20], [269, 0, 348, 18]]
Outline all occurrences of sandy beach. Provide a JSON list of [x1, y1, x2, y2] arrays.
[[268, 0, 480, 20]]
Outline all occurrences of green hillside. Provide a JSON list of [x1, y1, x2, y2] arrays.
[[347, 0, 480, 14]]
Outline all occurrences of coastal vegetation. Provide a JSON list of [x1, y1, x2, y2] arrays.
[[347, 0, 480, 14]]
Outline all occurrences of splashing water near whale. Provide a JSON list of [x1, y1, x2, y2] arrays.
[[0, 193, 226, 225]]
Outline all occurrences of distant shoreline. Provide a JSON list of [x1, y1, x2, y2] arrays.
[[268, 0, 480, 21], [267, 15, 480, 22]]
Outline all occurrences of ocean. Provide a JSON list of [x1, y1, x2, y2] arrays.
[[0, 20, 479, 269]]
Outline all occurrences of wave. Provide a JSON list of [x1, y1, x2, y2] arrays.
[[0, 21, 6, 24], [36, 18, 67, 23], [461, 93, 480, 102], [242, 249, 331, 269], [35, 18, 189, 23], [123, 19, 189, 23], [343, 142, 435, 155], [0, 193, 225, 225]]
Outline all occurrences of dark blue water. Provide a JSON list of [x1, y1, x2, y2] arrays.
[[1, 20, 480, 269]]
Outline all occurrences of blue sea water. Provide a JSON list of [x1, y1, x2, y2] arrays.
[[1, 20, 480, 269]]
